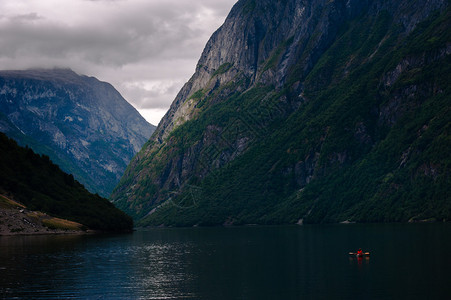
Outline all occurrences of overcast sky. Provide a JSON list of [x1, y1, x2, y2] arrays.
[[0, 0, 237, 125]]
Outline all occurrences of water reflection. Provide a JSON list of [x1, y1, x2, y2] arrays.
[[130, 241, 197, 299], [1, 224, 451, 299], [0, 233, 195, 299]]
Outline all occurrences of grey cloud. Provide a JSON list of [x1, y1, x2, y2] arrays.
[[10, 13, 43, 22], [1, 3, 209, 65], [0, 0, 237, 123], [123, 82, 184, 110]]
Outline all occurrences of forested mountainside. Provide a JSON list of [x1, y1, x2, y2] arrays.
[[112, 0, 450, 226], [0, 132, 133, 231], [0, 68, 155, 197]]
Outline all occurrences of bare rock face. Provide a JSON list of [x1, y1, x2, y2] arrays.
[[0, 68, 155, 197], [153, 0, 445, 144], [112, 0, 450, 225], [154, 0, 348, 142]]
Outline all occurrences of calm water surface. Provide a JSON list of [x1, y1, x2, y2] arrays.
[[1, 223, 450, 299]]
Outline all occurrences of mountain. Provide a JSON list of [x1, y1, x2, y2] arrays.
[[0, 132, 133, 231], [111, 0, 450, 226], [0, 68, 155, 197]]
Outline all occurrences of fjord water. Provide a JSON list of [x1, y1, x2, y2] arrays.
[[1, 224, 450, 299]]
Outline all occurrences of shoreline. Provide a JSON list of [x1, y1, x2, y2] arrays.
[[0, 206, 88, 237], [0, 194, 89, 236]]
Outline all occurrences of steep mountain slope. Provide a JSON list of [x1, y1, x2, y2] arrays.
[[0, 132, 133, 231], [112, 0, 450, 226], [0, 69, 155, 197]]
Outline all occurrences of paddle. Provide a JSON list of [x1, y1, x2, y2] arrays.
[[348, 252, 370, 256]]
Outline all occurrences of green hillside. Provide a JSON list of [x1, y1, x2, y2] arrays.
[[112, 0, 450, 226], [0, 132, 133, 231]]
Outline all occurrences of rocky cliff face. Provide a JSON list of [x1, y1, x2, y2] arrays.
[[112, 0, 450, 225], [0, 69, 155, 197], [153, 0, 446, 142]]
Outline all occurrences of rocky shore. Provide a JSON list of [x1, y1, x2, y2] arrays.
[[0, 195, 85, 236]]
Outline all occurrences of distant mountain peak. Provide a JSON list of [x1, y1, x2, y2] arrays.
[[0, 68, 156, 197], [0, 68, 83, 81]]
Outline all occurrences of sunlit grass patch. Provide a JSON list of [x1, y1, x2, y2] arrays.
[[42, 218, 85, 231], [26, 211, 46, 223]]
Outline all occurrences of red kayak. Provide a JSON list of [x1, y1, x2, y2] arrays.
[[349, 251, 370, 257]]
